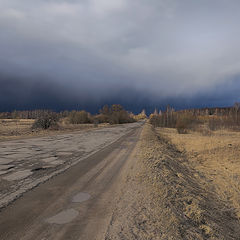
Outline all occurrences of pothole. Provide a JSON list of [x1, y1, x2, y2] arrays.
[[0, 165, 14, 171], [7, 165, 15, 170], [72, 192, 91, 203], [31, 167, 45, 172], [46, 209, 79, 224]]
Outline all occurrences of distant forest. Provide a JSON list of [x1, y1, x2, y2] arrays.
[[150, 103, 240, 133], [1, 103, 240, 132], [0, 105, 147, 130]]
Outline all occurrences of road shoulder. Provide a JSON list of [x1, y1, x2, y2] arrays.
[[105, 123, 240, 239]]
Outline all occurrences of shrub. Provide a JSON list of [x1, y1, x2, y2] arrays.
[[109, 110, 135, 124], [176, 121, 188, 134], [176, 114, 196, 134], [94, 114, 109, 123], [149, 115, 161, 127], [68, 110, 91, 124], [135, 109, 147, 120], [98, 104, 135, 124], [32, 112, 59, 130]]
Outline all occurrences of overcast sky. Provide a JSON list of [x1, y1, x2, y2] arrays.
[[1, 0, 240, 112]]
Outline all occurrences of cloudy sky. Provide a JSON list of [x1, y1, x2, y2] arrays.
[[1, 0, 240, 112]]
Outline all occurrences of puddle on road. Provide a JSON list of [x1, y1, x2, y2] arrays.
[[46, 209, 79, 224], [72, 192, 91, 203]]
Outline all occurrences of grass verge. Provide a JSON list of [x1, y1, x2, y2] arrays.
[[137, 124, 240, 239]]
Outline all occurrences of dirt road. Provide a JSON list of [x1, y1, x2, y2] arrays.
[[0, 122, 142, 240]]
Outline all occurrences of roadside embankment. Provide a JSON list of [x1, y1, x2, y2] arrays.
[[106, 124, 240, 239]]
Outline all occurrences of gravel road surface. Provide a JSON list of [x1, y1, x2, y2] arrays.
[[0, 122, 143, 239]]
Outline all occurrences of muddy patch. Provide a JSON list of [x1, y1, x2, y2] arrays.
[[46, 209, 79, 224], [72, 192, 91, 203]]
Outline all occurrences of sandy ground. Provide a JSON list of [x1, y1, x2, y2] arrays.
[[0, 122, 141, 209]]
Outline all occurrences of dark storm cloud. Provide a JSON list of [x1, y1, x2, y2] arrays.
[[1, 0, 240, 111]]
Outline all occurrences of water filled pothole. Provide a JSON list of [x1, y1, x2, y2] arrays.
[[72, 192, 91, 203], [46, 209, 79, 224]]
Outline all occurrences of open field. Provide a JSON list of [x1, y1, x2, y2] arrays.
[[0, 119, 108, 141], [160, 128, 240, 219], [151, 127, 240, 239], [0, 119, 35, 140]]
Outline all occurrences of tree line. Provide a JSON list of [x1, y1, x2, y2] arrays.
[[0, 105, 142, 129], [150, 103, 240, 133]]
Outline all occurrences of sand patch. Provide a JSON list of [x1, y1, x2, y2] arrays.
[[2, 170, 33, 181], [42, 157, 58, 163], [57, 152, 72, 156], [49, 160, 65, 165]]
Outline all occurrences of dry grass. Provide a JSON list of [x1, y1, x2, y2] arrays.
[[136, 124, 240, 239], [0, 119, 108, 141], [0, 119, 35, 140], [160, 128, 240, 219]]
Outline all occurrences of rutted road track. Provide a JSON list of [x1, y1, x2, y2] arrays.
[[0, 122, 143, 239], [0, 122, 141, 209]]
